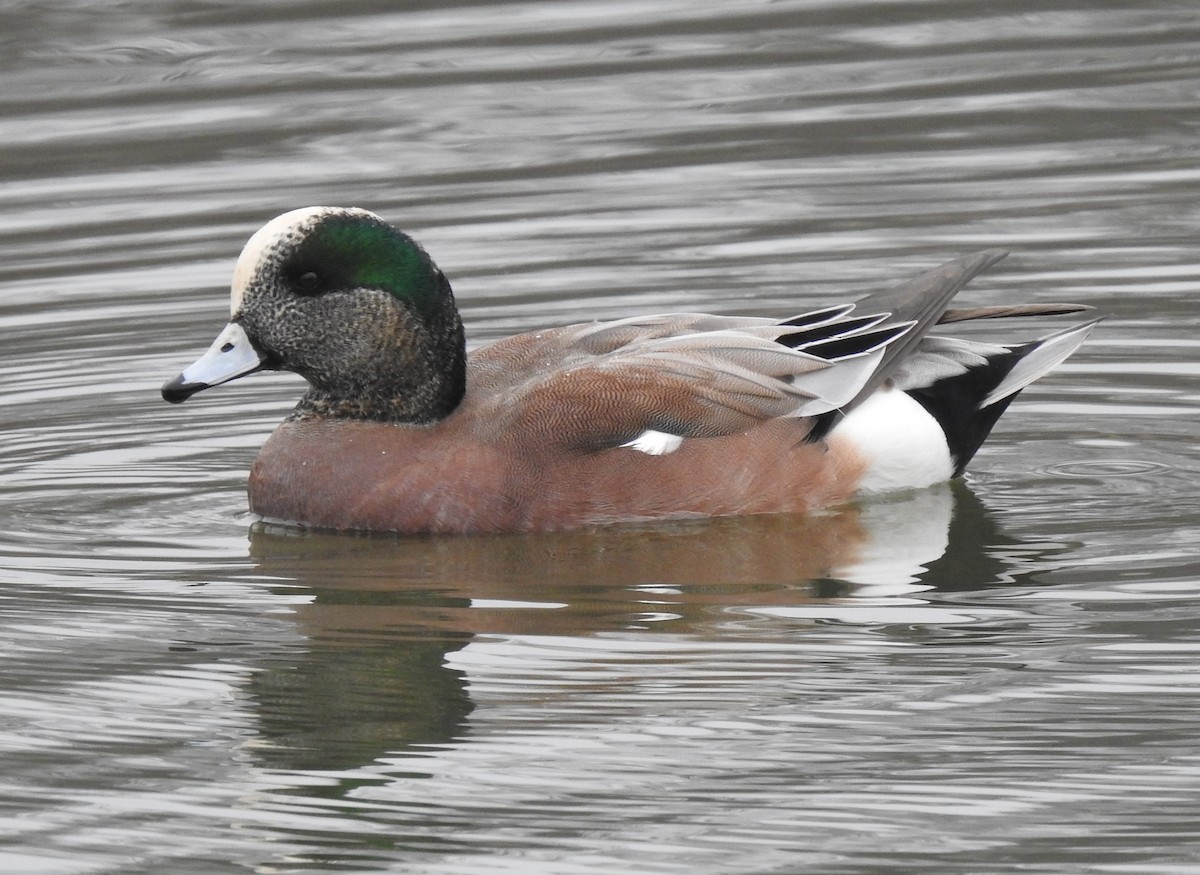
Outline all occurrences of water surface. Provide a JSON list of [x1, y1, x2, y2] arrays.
[[3, 2, 1200, 873]]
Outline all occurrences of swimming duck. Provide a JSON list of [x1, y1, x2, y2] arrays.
[[162, 206, 1097, 534]]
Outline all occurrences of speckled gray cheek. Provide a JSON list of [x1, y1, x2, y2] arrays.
[[237, 281, 308, 366], [235, 231, 305, 330]]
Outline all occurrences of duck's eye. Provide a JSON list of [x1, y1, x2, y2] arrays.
[[295, 271, 321, 293]]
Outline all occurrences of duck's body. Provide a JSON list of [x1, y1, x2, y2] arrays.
[[249, 392, 865, 535], [163, 207, 1097, 535]]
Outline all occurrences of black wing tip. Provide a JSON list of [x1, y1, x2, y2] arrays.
[[780, 303, 856, 328], [800, 321, 914, 361], [776, 312, 890, 349]]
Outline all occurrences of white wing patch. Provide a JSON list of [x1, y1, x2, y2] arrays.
[[621, 429, 685, 456]]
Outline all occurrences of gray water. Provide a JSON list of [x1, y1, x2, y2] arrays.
[[4, 2, 1200, 873]]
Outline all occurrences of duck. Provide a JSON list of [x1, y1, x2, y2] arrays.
[[162, 206, 1098, 534]]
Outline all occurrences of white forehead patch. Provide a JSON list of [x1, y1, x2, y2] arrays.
[[228, 206, 379, 315]]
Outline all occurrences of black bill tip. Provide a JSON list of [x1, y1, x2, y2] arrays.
[[161, 375, 208, 404]]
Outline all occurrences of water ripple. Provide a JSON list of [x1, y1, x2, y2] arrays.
[[4, 1, 1200, 873]]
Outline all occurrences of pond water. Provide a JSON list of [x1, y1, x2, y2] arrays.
[[4, 1, 1200, 873]]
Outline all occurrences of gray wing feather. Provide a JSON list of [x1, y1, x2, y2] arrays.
[[846, 249, 1009, 406]]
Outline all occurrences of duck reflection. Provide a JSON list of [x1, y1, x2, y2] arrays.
[[243, 482, 1025, 771]]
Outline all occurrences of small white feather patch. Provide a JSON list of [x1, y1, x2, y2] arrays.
[[621, 429, 684, 456]]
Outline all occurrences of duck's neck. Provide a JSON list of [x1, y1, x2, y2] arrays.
[[289, 381, 464, 424], [288, 295, 467, 426]]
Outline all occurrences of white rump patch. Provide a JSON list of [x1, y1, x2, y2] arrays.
[[621, 429, 684, 456], [831, 387, 953, 493]]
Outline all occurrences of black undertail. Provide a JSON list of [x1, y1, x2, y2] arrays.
[[904, 345, 1027, 477]]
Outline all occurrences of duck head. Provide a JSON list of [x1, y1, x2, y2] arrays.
[[161, 207, 466, 423]]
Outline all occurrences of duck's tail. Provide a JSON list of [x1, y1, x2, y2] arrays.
[[900, 318, 1100, 476], [829, 317, 1099, 493]]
